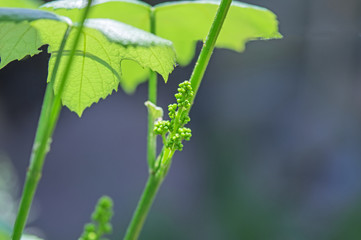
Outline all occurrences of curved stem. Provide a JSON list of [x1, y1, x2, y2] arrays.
[[12, 1, 93, 239], [123, 0, 232, 239], [189, 0, 232, 103], [12, 25, 71, 240], [147, 9, 157, 170]]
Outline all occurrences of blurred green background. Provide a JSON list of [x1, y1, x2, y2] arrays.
[[1, 0, 361, 239]]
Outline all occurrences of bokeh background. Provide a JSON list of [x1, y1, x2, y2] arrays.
[[1, 0, 361, 239]]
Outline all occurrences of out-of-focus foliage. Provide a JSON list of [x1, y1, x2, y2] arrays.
[[0, 155, 43, 240], [329, 201, 361, 240], [0, 154, 19, 234], [79, 196, 113, 240], [0, 0, 42, 8]]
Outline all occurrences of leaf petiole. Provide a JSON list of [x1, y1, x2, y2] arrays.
[[11, 25, 71, 240], [12, 1, 94, 239], [147, 8, 158, 171]]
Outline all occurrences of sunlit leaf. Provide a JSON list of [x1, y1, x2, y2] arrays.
[[41, 18, 175, 116], [0, 0, 42, 8], [120, 60, 149, 94], [43, 0, 282, 92], [155, 1, 282, 65], [0, 8, 176, 116], [0, 8, 69, 69], [41, 0, 150, 30], [41, 0, 152, 93]]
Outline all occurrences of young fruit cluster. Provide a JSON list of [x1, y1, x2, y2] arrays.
[[167, 127, 192, 151], [79, 196, 113, 240], [154, 81, 193, 151]]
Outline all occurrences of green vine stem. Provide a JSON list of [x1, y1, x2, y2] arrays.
[[147, 9, 157, 170], [12, 1, 93, 239], [188, 0, 232, 101], [147, 70, 157, 170], [124, 174, 162, 240], [11, 26, 70, 240], [124, 0, 233, 239]]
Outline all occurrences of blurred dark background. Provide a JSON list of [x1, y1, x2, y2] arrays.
[[1, 0, 361, 239]]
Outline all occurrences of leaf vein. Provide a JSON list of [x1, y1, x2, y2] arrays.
[[85, 32, 118, 87], [3, 25, 32, 63]]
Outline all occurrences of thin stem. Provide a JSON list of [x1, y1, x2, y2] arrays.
[[123, 0, 232, 239], [12, 26, 71, 240], [12, 1, 93, 239], [189, 0, 232, 102], [124, 174, 162, 240], [147, 9, 157, 170], [147, 70, 157, 170]]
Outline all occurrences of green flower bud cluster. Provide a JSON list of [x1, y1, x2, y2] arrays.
[[154, 120, 172, 135], [154, 81, 193, 152], [175, 81, 193, 109], [166, 127, 192, 151], [168, 103, 177, 119], [79, 196, 113, 240]]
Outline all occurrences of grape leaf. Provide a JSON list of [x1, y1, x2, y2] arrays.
[[37, 18, 175, 116], [42, 0, 282, 92], [155, 1, 283, 65], [41, 0, 152, 93], [0, 8, 176, 116], [41, 0, 150, 30], [120, 60, 149, 93], [0, 0, 42, 8], [0, 8, 69, 69]]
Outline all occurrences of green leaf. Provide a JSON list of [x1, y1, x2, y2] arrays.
[[120, 60, 149, 94], [41, 0, 151, 31], [0, 8, 176, 116], [42, 18, 175, 116], [41, 0, 152, 93], [0, 8, 69, 69], [0, 0, 42, 8], [154, 1, 282, 65], [43, 0, 281, 91]]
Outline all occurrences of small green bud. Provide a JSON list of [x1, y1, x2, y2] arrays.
[[154, 120, 171, 135], [168, 103, 177, 119], [99, 196, 112, 208], [85, 223, 95, 232], [178, 127, 192, 141], [176, 142, 184, 151], [103, 223, 112, 234], [79, 196, 114, 240], [182, 116, 191, 125]]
